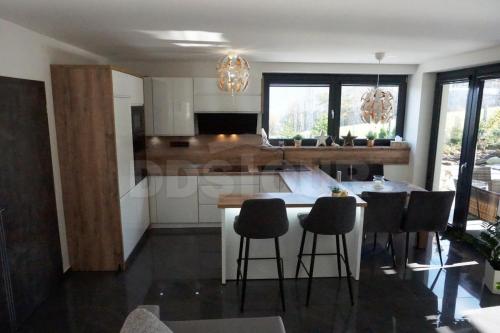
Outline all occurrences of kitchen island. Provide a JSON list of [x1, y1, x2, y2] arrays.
[[218, 168, 366, 284]]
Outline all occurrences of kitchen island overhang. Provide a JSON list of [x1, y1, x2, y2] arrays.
[[218, 169, 367, 284]]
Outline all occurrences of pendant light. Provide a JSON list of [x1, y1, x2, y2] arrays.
[[360, 52, 394, 124], [216, 53, 250, 95]]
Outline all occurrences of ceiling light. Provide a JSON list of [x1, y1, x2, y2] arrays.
[[360, 52, 395, 125], [172, 43, 226, 48], [216, 53, 250, 95], [141, 30, 227, 43]]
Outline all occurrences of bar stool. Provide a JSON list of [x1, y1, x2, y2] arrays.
[[234, 198, 289, 312], [402, 191, 455, 267], [361, 191, 407, 267], [295, 196, 356, 306]]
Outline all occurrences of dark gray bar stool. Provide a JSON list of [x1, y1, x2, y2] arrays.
[[234, 198, 289, 312], [295, 197, 356, 306], [401, 191, 455, 266], [361, 191, 407, 267]]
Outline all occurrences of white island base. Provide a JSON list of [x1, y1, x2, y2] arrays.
[[221, 206, 364, 284]]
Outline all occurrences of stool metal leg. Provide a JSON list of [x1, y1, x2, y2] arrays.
[[435, 232, 443, 267], [373, 232, 377, 251], [295, 229, 306, 279], [306, 233, 318, 306], [341, 234, 354, 306], [275, 237, 286, 311], [389, 233, 396, 268], [240, 237, 250, 313], [336, 234, 342, 278], [404, 232, 410, 268], [236, 236, 244, 285]]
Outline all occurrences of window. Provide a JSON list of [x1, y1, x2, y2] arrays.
[[263, 73, 407, 144], [268, 85, 329, 139], [340, 85, 399, 139]]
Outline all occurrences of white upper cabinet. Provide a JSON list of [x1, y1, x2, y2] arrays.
[[112, 70, 143, 105], [193, 77, 261, 113], [144, 77, 195, 136]]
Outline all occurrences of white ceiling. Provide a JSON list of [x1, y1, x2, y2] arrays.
[[1, 0, 500, 64]]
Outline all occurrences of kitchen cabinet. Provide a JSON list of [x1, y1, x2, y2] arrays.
[[120, 178, 150, 260], [153, 176, 199, 224], [51, 65, 147, 271], [194, 77, 261, 113], [144, 77, 194, 136]]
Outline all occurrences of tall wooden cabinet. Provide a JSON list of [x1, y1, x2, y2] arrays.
[[51, 65, 149, 271]]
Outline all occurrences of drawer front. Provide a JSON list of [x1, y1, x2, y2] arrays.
[[198, 184, 259, 205], [198, 175, 259, 186], [199, 205, 221, 223]]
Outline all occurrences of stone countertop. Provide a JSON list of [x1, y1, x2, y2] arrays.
[[217, 167, 367, 208]]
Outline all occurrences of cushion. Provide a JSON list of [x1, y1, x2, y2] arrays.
[[121, 308, 173, 333]]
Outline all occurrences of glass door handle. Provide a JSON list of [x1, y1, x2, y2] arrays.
[[460, 162, 468, 174]]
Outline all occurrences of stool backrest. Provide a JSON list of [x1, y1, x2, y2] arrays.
[[402, 191, 455, 232], [237, 198, 289, 238], [304, 197, 356, 235], [361, 191, 407, 233]]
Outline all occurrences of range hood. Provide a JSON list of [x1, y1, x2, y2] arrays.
[[196, 113, 258, 134]]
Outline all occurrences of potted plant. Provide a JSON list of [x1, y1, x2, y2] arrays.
[[330, 186, 348, 197], [293, 134, 303, 147], [366, 131, 376, 147], [474, 217, 500, 294]]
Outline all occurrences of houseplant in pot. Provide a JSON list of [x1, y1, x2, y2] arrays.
[[366, 131, 376, 147], [293, 134, 303, 147], [474, 217, 500, 294]]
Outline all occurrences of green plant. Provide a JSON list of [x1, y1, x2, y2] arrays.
[[366, 131, 376, 140], [293, 134, 303, 141], [330, 186, 341, 193], [474, 216, 500, 270], [378, 128, 387, 139]]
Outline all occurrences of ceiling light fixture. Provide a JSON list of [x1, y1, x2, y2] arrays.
[[172, 43, 226, 48], [360, 52, 394, 124], [216, 53, 250, 95], [141, 30, 227, 43]]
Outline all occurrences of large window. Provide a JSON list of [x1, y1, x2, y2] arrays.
[[268, 85, 329, 138], [263, 73, 407, 143]]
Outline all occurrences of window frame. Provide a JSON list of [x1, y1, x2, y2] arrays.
[[262, 73, 408, 146]]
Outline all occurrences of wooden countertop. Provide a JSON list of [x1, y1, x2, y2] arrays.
[[218, 167, 367, 208]]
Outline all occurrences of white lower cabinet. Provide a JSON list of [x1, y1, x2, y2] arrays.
[[120, 178, 150, 260], [153, 176, 199, 224]]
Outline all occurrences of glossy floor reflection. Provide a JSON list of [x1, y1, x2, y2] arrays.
[[19, 229, 500, 333]]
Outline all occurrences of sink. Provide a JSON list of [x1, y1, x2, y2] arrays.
[[258, 164, 309, 172], [208, 165, 249, 173]]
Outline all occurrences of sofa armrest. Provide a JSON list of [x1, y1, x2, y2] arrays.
[[137, 305, 160, 319]]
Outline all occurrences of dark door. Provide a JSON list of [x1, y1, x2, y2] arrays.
[[0, 76, 62, 331]]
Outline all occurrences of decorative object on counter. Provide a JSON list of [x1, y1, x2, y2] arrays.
[[366, 131, 376, 147], [390, 135, 410, 148], [342, 131, 356, 146], [293, 134, 303, 147], [373, 175, 385, 189], [473, 218, 500, 294], [260, 128, 272, 147], [360, 52, 394, 125], [336, 170, 342, 183], [315, 131, 328, 147], [216, 53, 250, 95], [330, 186, 348, 197]]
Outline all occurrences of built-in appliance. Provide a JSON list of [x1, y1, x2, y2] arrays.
[[208, 165, 249, 173], [131, 105, 146, 184], [196, 113, 258, 134]]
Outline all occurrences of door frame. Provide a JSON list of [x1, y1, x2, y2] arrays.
[[426, 63, 500, 229]]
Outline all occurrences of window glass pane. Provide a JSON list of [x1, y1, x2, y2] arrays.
[[340, 85, 399, 139], [268, 85, 329, 139]]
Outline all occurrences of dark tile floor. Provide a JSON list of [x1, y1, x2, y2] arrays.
[[19, 229, 500, 333]]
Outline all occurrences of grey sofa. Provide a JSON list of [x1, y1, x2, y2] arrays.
[[122, 305, 286, 333]]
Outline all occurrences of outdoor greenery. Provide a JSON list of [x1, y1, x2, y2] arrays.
[[478, 108, 500, 150]]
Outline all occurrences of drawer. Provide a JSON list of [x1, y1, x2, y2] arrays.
[[198, 175, 259, 186], [198, 184, 259, 205], [199, 205, 221, 223]]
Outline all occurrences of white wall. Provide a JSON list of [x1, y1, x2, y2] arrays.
[[0, 18, 108, 272]]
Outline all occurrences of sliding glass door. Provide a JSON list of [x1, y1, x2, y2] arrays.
[[428, 66, 500, 232]]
